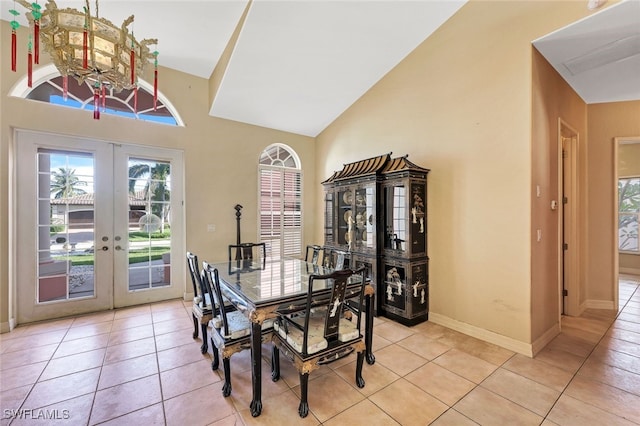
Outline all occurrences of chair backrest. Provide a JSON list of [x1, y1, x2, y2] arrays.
[[331, 250, 350, 271], [228, 242, 266, 271], [305, 245, 323, 264], [202, 261, 232, 336], [186, 251, 203, 298], [321, 246, 333, 268], [228, 242, 266, 261], [301, 266, 366, 354]]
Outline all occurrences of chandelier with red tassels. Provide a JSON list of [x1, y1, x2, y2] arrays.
[[9, 0, 159, 119]]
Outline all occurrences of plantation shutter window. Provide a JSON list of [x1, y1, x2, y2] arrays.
[[259, 145, 302, 260]]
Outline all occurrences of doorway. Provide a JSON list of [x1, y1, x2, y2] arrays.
[[14, 129, 185, 324], [558, 119, 580, 317], [614, 137, 640, 310]]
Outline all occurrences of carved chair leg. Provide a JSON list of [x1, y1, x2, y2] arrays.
[[211, 338, 220, 371], [355, 351, 365, 388], [192, 314, 198, 339], [200, 323, 208, 354], [271, 346, 280, 382], [298, 372, 310, 418], [222, 358, 232, 397]]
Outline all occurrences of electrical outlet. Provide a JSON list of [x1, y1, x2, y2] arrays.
[[537, 229, 542, 242], [207, 224, 216, 232]]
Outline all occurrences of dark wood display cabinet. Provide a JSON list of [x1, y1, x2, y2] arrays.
[[323, 153, 430, 326]]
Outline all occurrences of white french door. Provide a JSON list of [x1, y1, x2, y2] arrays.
[[15, 130, 184, 323]]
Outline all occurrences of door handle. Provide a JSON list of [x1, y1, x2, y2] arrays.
[[115, 245, 123, 251], [102, 246, 109, 251]]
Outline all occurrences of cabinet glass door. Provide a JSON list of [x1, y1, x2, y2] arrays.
[[354, 187, 375, 250], [384, 185, 407, 253], [337, 189, 353, 247]]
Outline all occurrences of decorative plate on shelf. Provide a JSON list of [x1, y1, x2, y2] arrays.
[[362, 231, 367, 241], [343, 191, 353, 204], [343, 210, 352, 223], [355, 194, 364, 206]]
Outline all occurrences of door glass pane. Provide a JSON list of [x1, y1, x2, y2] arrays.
[[38, 149, 95, 302], [127, 158, 172, 291]]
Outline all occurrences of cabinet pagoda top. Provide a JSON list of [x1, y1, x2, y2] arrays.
[[322, 153, 429, 184]]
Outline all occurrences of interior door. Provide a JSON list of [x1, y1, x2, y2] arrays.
[[15, 130, 184, 323], [560, 122, 579, 317]]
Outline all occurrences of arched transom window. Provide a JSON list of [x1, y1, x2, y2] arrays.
[[10, 64, 183, 126]]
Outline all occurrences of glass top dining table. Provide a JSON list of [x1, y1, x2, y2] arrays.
[[208, 257, 376, 417]]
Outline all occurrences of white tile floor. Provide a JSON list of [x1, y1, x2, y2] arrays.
[[1, 275, 639, 425]]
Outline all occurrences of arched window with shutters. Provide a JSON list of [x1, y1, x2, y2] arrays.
[[258, 144, 302, 260]]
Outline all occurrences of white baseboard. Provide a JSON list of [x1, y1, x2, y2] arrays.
[[531, 323, 561, 356], [1, 318, 15, 334], [429, 312, 534, 357], [585, 299, 615, 310]]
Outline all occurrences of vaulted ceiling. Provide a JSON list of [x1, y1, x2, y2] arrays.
[[3, 0, 639, 136]]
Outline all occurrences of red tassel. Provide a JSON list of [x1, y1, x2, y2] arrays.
[[28, 52, 33, 87], [153, 69, 158, 111], [102, 85, 106, 110], [62, 75, 68, 100], [83, 29, 88, 69], [93, 87, 100, 119], [133, 87, 138, 114], [11, 31, 17, 72], [130, 49, 135, 85], [34, 21, 40, 64]]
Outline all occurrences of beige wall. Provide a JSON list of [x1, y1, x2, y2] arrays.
[[531, 48, 587, 343], [0, 22, 314, 330], [315, 0, 602, 354]]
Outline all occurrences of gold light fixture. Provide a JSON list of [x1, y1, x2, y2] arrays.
[[9, 0, 158, 119]]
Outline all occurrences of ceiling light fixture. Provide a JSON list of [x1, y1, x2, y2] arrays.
[[9, 0, 158, 119]]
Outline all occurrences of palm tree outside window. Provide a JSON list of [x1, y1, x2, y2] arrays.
[[51, 167, 88, 199], [128, 159, 171, 233]]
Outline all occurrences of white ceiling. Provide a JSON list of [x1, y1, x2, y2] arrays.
[[2, 0, 639, 136], [533, 0, 640, 104]]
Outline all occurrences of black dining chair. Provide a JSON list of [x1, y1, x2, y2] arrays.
[[319, 248, 350, 270], [186, 251, 213, 354], [201, 261, 274, 397], [304, 245, 323, 265], [228, 242, 266, 271], [271, 267, 367, 418]]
